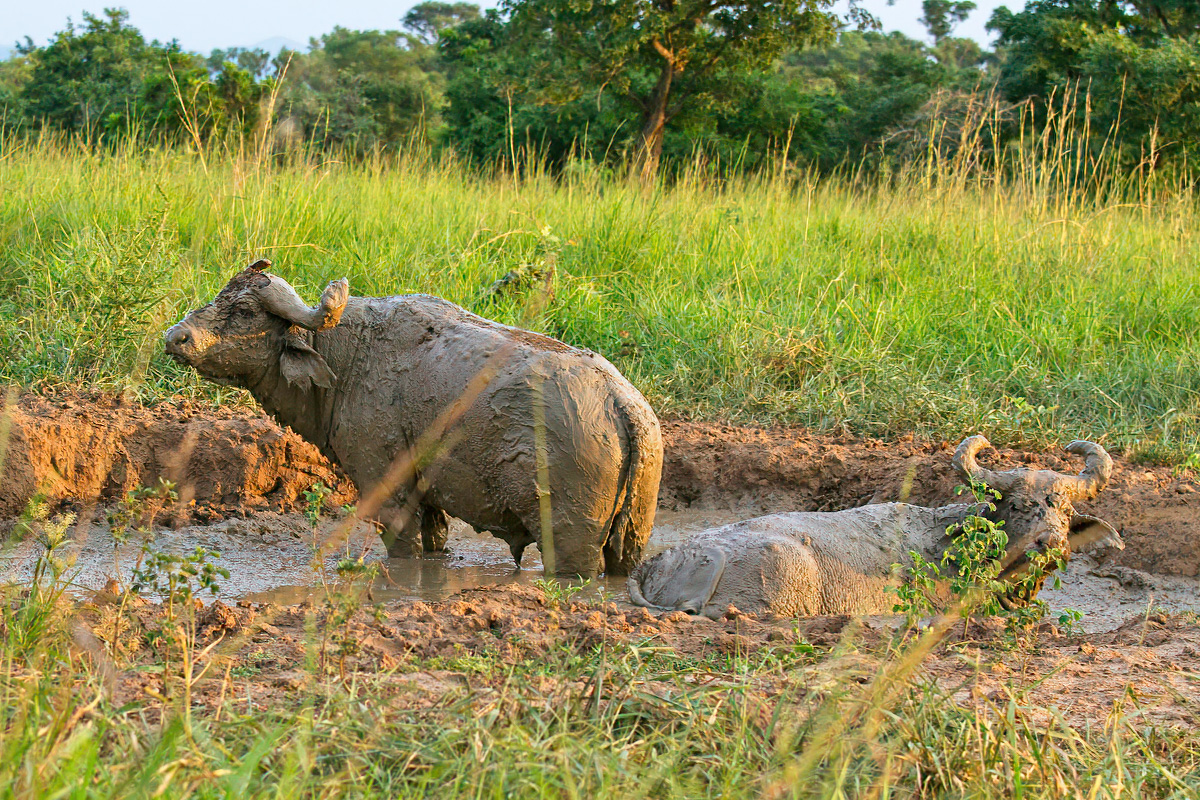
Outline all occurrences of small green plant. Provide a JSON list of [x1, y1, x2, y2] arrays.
[[107, 478, 178, 544], [535, 577, 590, 610], [302, 482, 381, 675], [891, 550, 941, 623], [131, 546, 230, 620], [892, 480, 1005, 626], [1173, 452, 1200, 476], [4, 499, 77, 657], [891, 479, 1074, 636], [304, 481, 333, 529], [106, 478, 178, 592]]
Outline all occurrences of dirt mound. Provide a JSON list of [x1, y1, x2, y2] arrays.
[[659, 421, 1200, 578], [0, 392, 355, 520]]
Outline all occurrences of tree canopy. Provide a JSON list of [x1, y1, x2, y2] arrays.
[[3, 1, 1200, 177]]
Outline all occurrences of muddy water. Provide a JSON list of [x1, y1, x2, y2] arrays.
[[2, 508, 1196, 632]]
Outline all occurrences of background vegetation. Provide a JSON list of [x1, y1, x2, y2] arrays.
[[2, 2, 1199, 174], [1, 119, 1198, 462]]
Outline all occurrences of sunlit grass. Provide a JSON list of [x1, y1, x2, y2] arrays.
[[2, 569, 1198, 799], [2, 130, 1199, 460]]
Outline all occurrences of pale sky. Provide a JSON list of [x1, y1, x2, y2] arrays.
[[2, 0, 1015, 55]]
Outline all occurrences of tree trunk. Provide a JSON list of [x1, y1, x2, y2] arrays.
[[634, 55, 675, 181]]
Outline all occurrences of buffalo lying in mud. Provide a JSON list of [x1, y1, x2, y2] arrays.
[[629, 436, 1123, 618], [165, 260, 662, 577]]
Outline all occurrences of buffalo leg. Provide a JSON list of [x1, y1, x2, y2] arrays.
[[420, 505, 449, 552], [377, 495, 450, 557], [377, 499, 421, 557], [506, 530, 536, 567], [521, 507, 605, 578]]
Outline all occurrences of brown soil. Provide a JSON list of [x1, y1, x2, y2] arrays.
[[86, 584, 1200, 729], [9, 392, 1195, 732], [0, 392, 355, 521], [1, 393, 1196, 577]]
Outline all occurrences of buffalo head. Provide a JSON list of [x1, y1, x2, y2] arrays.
[[952, 435, 1122, 583], [165, 260, 350, 390]]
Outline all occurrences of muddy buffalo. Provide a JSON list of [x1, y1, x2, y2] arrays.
[[629, 436, 1122, 618], [165, 260, 662, 577]]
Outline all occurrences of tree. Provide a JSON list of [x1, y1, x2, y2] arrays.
[[17, 8, 193, 136], [403, 2, 482, 44], [780, 30, 987, 169], [501, 0, 864, 177], [439, 10, 623, 168], [988, 0, 1200, 165], [919, 0, 977, 43], [0, 52, 32, 123], [278, 28, 443, 150], [206, 47, 272, 80]]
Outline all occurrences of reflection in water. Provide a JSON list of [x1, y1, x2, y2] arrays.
[[243, 508, 744, 606]]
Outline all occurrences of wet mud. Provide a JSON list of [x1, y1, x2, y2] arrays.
[[1, 393, 1198, 635]]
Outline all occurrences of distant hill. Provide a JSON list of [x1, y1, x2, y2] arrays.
[[0, 45, 12, 62], [250, 37, 307, 54]]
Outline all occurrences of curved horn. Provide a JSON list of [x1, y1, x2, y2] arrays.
[[257, 275, 349, 332], [1061, 440, 1112, 500], [952, 435, 1017, 493]]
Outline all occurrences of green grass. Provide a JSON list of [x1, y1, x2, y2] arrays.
[[3, 569, 1200, 800], [2, 135, 1199, 461]]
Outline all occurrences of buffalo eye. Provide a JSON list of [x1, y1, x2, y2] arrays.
[[232, 300, 258, 319]]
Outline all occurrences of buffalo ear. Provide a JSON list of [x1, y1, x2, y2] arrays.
[[1069, 513, 1124, 555], [280, 330, 336, 390]]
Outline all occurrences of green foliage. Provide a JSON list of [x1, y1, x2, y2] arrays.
[[534, 577, 589, 610], [15, 9, 188, 136], [206, 47, 272, 80], [106, 478, 178, 546], [891, 550, 943, 621], [892, 479, 1073, 635], [891, 480, 1005, 623], [779, 30, 988, 169], [131, 546, 229, 615], [304, 481, 333, 529], [920, 0, 978, 43], [4, 1, 1200, 176], [403, 1, 482, 45], [499, 0, 845, 172], [4, 500, 76, 657], [987, 0, 1200, 164], [278, 27, 443, 151]]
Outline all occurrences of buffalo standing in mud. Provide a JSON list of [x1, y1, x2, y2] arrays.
[[165, 260, 662, 577], [629, 436, 1123, 618]]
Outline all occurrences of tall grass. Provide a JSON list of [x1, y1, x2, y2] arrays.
[[1, 105, 1199, 461], [2, 562, 1198, 799]]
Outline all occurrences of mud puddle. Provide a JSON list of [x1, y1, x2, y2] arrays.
[[3, 392, 1200, 633], [0, 508, 741, 607], [4, 507, 1194, 632]]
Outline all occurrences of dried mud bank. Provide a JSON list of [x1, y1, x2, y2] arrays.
[[91, 584, 1200, 729], [0, 392, 356, 520]]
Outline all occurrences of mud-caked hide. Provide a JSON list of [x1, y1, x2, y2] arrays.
[[166, 259, 663, 577], [629, 436, 1122, 618]]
